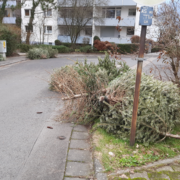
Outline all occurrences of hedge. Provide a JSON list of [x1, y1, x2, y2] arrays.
[[19, 44, 32, 52], [52, 45, 71, 53], [151, 47, 163, 53], [117, 44, 139, 54]]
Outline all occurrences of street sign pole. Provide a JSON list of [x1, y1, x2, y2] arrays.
[[130, 0, 166, 147], [130, 25, 147, 146]]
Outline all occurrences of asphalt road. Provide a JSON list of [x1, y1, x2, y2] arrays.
[[0, 54, 159, 180], [0, 55, 106, 180]]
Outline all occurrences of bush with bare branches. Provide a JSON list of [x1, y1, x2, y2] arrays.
[[153, 0, 180, 86]]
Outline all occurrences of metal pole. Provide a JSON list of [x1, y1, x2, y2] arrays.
[[91, 0, 95, 48], [130, 26, 147, 146]]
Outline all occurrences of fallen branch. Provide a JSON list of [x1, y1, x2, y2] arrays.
[[163, 133, 180, 139], [62, 93, 88, 100]]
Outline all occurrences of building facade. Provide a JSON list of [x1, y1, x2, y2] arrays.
[[21, 0, 156, 45]]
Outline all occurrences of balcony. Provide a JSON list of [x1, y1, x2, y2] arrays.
[[58, 35, 92, 44], [3, 17, 16, 24], [0, 1, 16, 8], [58, 0, 136, 7], [100, 37, 131, 44], [107, 0, 136, 6], [58, 17, 135, 27], [96, 17, 135, 27], [58, 18, 92, 26]]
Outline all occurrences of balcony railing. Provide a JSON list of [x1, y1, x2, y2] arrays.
[[58, 35, 131, 44], [58, 35, 92, 44], [58, 17, 135, 27], [108, 0, 136, 6], [100, 37, 131, 44], [3, 17, 16, 24], [58, 18, 92, 26], [96, 17, 135, 27]]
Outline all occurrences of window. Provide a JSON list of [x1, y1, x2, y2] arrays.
[[60, 8, 72, 18], [25, 25, 33, 32], [44, 26, 52, 34], [12, 11, 16, 17], [106, 8, 115, 18], [103, 8, 121, 18], [128, 9, 136, 16], [101, 27, 115, 37], [44, 9, 52, 17], [59, 27, 69, 35], [85, 28, 92, 36], [127, 27, 134, 35], [116, 8, 121, 17], [4, 10, 8, 17], [25, 9, 31, 17]]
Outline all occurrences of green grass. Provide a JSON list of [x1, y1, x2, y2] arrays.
[[93, 124, 180, 172]]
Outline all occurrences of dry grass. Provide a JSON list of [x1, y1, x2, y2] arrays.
[[50, 65, 108, 123]]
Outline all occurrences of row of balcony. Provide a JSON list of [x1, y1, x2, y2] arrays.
[[58, 0, 136, 6], [58, 17, 135, 27], [58, 35, 132, 44]]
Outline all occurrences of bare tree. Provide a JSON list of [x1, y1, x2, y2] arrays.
[[153, 0, 180, 86], [34, 14, 46, 44], [58, 0, 108, 45], [25, 0, 57, 44]]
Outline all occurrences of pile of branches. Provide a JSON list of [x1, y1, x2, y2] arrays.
[[50, 53, 129, 122], [98, 70, 180, 145], [50, 54, 180, 144]]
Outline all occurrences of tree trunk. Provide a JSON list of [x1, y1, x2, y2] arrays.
[[0, 0, 8, 23]]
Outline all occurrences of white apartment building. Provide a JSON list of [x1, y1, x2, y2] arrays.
[[21, 0, 157, 45]]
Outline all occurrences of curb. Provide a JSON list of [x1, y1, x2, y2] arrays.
[[0, 59, 28, 67], [94, 158, 108, 180]]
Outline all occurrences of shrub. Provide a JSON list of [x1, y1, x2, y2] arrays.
[[62, 43, 72, 48], [75, 49, 81, 52], [94, 40, 107, 51], [27, 48, 49, 60], [0, 25, 20, 56], [94, 40, 117, 52], [19, 44, 32, 52], [117, 44, 139, 54], [94, 36, 100, 41], [0, 54, 4, 61], [80, 45, 92, 53], [52, 45, 70, 53], [27, 47, 57, 60], [146, 38, 154, 45], [130, 35, 140, 43], [55, 40, 61, 45], [46, 47, 58, 58], [151, 47, 163, 52]]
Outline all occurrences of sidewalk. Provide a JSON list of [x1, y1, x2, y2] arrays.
[[0, 56, 28, 67]]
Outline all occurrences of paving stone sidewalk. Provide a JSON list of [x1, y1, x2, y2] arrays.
[[64, 125, 94, 180]]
